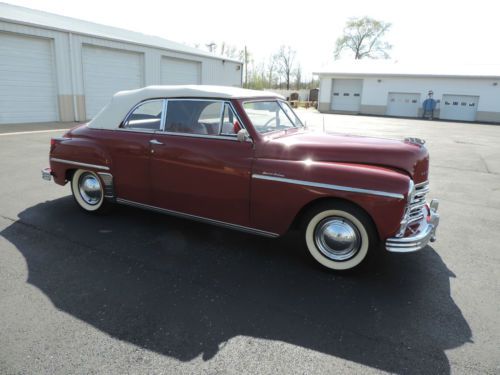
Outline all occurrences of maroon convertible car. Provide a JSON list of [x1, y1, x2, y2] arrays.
[[42, 85, 439, 271]]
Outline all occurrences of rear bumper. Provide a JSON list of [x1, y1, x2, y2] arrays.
[[386, 199, 440, 252], [42, 167, 52, 181]]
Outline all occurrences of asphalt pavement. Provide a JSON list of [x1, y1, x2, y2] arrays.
[[0, 113, 499, 374]]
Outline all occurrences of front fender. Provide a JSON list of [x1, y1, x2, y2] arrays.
[[250, 159, 409, 239]]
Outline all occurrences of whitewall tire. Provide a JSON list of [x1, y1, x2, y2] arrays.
[[304, 203, 375, 271], [71, 169, 106, 213]]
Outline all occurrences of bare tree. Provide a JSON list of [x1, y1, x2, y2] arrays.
[[276, 45, 296, 90], [266, 54, 279, 88], [206, 42, 217, 53], [295, 65, 302, 90], [219, 42, 240, 60], [334, 17, 392, 59]]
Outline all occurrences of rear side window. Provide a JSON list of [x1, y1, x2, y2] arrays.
[[123, 100, 163, 130]]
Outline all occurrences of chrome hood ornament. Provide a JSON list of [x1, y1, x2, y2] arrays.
[[404, 137, 426, 146]]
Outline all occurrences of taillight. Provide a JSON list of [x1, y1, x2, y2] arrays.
[[50, 138, 57, 153]]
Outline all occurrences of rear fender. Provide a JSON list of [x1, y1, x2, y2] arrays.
[[50, 138, 111, 185]]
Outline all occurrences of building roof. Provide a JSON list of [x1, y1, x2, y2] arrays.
[[0, 2, 241, 64], [314, 61, 500, 79], [88, 85, 283, 129]]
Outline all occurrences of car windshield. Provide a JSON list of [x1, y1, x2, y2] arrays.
[[243, 100, 303, 134]]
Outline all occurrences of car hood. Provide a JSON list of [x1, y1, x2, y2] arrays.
[[256, 131, 429, 182]]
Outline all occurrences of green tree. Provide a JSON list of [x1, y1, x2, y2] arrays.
[[334, 17, 392, 59]]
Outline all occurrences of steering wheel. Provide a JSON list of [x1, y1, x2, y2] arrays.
[[264, 117, 277, 127]]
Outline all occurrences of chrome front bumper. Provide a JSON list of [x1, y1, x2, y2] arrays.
[[386, 199, 440, 252]]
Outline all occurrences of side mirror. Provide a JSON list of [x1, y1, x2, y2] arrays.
[[237, 129, 250, 142]]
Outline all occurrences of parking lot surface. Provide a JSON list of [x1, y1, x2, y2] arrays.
[[1, 113, 499, 374]]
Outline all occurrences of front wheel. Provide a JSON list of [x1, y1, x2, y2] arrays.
[[70, 169, 108, 213], [303, 202, 377, 271]]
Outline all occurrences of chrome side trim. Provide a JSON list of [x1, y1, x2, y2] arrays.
[[114, 128, 156, 134], [115, 198, 280, 238], [50, 158, 110, 171], [252, 174, 404, 199], [156, 131, 241, 142]]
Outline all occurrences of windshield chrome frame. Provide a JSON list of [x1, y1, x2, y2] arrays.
[[242, 99, 304, 136]]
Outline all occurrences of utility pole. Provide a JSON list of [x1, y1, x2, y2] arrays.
[[244, 46, 248, 88]]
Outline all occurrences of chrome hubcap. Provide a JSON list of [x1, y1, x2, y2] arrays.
[[78, 173, 102, 205], [314, 217, 361, 261]]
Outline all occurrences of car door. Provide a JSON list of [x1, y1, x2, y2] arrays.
[[149, 99, 254, 227], [103, 99, 164, 204]]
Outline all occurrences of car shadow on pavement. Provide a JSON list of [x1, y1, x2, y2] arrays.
[[1, 197, 472, 374]]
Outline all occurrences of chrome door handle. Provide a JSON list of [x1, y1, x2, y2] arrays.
[[149, 139, 163, 145]]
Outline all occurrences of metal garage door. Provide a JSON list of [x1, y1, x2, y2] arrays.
[[330, 79, 363, 112], [161, 57, 200, 85], [386, 92, 421, 117], [82, 45, 144, 119], [440, 94, 479, 121], [0, 33, 58, 124]]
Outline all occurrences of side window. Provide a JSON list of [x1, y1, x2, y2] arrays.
[[164, 100, 223, 136], [221, 103, 240, 136], [123, 100, 163, 130]]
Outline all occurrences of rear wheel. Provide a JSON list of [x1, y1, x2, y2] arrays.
[[70, 169, 108, 213], [303, 201, 376, 271]]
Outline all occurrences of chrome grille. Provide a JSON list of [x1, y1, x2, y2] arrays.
[[407, 181, 429, 224]]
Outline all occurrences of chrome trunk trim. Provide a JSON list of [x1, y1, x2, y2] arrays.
[[115, 198, 280, 238]]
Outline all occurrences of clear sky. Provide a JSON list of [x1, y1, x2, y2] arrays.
[[4, 0, 500, 79]]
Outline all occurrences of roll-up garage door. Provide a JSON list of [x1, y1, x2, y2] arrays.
[[161, 57, 201, 85], [0, 32, 58, 124], [82, 45, 144, 119], [330, 79, 363, 112], [386, 92, 421, 117], [440, 94, 479, 122]]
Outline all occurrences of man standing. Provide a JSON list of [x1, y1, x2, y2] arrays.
[[422, 90, 437, 120]]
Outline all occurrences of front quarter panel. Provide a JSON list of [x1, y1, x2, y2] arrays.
[[250, 159, 409, 239]]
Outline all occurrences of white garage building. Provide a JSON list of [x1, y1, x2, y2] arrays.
[[0, 3, 242, 124], [315, 63, 500, 123]]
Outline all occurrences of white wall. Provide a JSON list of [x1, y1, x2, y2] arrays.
[[0, 20, 72, 95], [318, 74, 500, 113], [0, 19, 242, 123], [361, 76, 499, 112], [70, 34, 242, 96]]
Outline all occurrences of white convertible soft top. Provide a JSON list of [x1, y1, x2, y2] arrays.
[[88, 85, 283, 129]]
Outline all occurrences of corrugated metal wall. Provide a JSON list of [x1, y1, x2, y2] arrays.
[[0, 19, 242, 124]]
